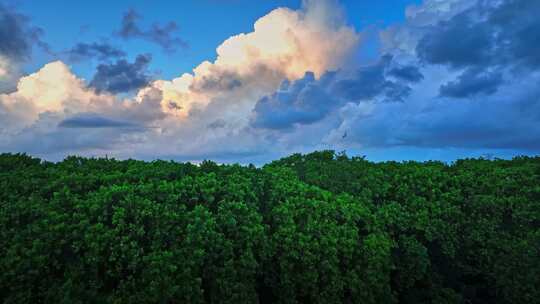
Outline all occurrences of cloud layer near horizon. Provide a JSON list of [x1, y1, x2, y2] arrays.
[[1, 0, 539, 163]]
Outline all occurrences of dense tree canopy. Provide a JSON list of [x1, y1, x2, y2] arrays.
[[1, 151, 539, 303]]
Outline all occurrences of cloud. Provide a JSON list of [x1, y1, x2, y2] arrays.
[[189, 69, 243, 93], [0, 3, 46, 61], [207, 119, 227, 130], [330, 0, 540, 152], [0, 4, 47, 93], [251, 71, 337, 129], [387, 65, 424, 82], [0, 58, 164, 136], [0, 56, 8, 78], [58, 113, 139, 129], [248, 0, 540, 156], [117, 9, 188, 52], [143, 0, 359, 119], [416, 12, 493, 69], [334, 77, 540, 151], [0, 55, 18, 93], [0, 60, 166, 130], [0, 60, 168, 158], [415, 0, 540, 72], [4, 0, 539, 163], [1, 112, 150, 158], [489, 0, 540, 69], [1, 61, 95, 127], [250, 55, 417, 130], [67, 42, 126, 62], [89, 54, 152, 94], [439, 68, 503, 98], [334, 56, 412, 102]]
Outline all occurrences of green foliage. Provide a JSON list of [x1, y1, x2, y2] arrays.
[[0, 151, 539, 303]]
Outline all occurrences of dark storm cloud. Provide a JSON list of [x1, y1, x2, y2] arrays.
[[59, 113, 137, 129], [335, 56, 412, 102], [251, 72, 338, 130], [89, 54, 152, 94], [416, 12, 494, 69], [488, 0, 540, 68], [388, 65, 424, 82], [417, 0, 540, 71], [0, 4, 46, 60], [117, 9, 188, 52], [412, 0, 540, 99], [251, 56, 414, 130], [67, 42, 126, 62], [439, 68, 503, 98]]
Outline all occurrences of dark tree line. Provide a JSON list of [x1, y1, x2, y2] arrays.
[[0, 151, 539, 303]]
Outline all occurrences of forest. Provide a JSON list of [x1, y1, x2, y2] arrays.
[[0, 151, 539, 303]]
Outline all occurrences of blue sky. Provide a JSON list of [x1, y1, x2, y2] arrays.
[[0, 0, 539, 163]]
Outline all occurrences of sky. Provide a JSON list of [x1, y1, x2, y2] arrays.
[[0, 0, 539, 164]]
